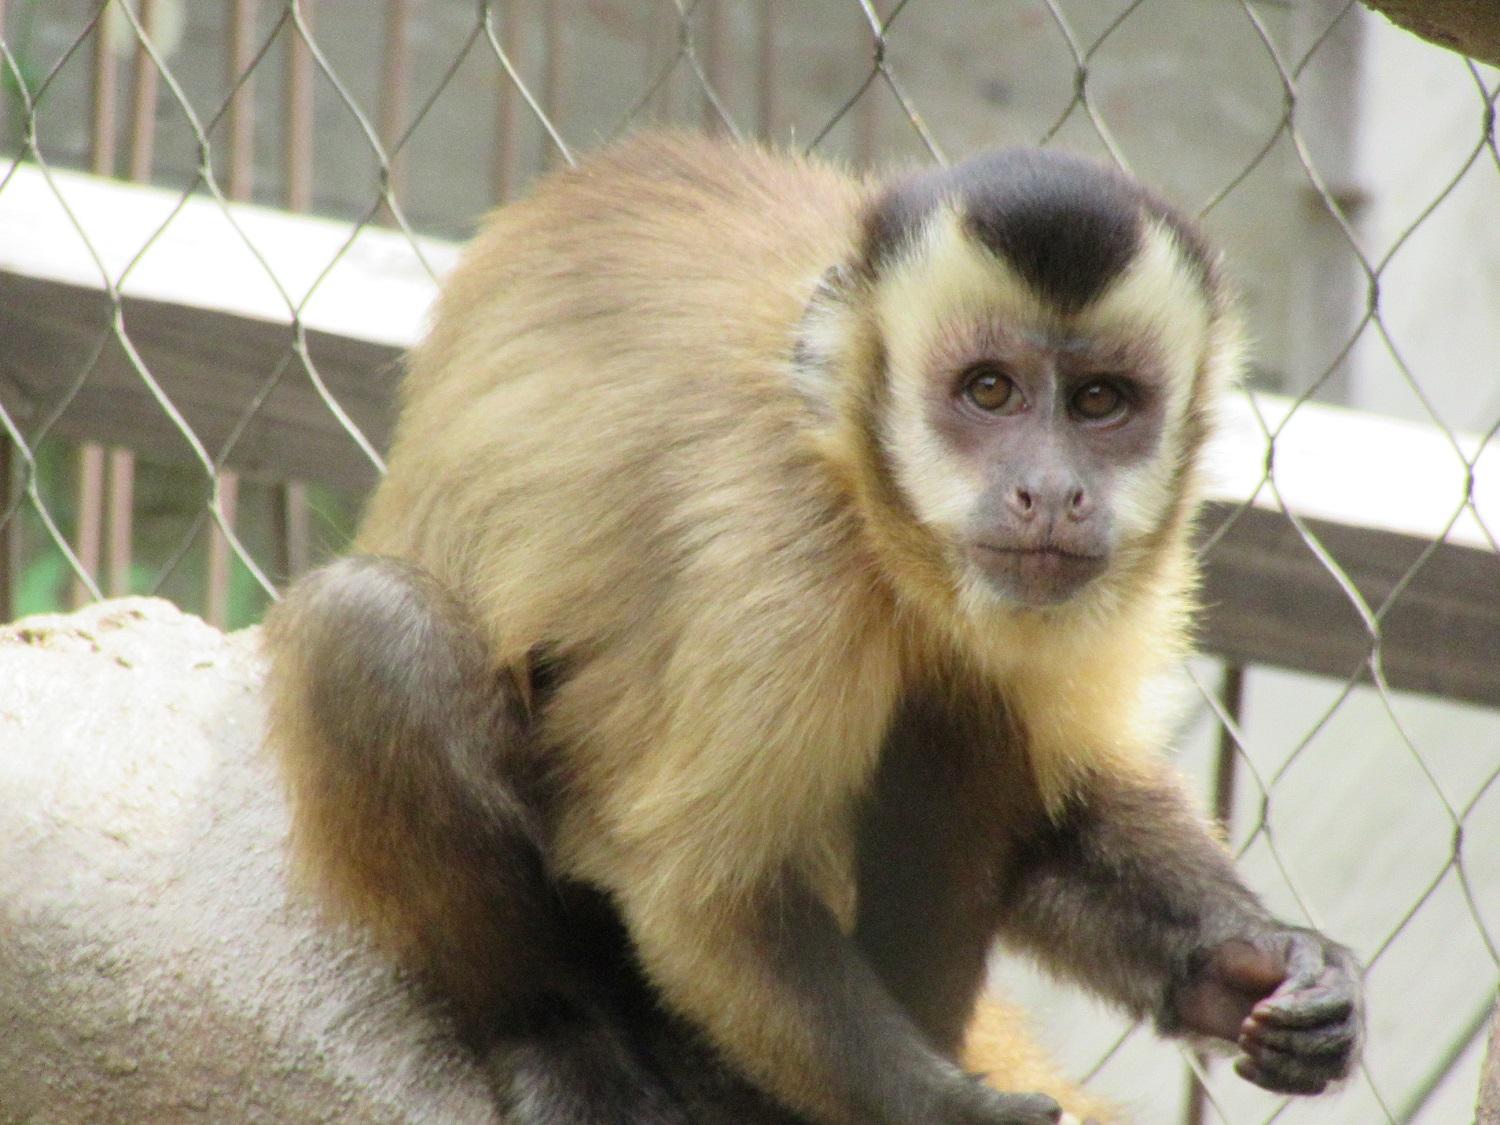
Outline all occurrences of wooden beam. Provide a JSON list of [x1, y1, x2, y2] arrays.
[[1479, 1001, 1500, 1125], [0, 163, 451, 490], [0, 270, 397, 492], [1198, 505, 1500, 709], [1198, 390, 1500, 707], [3, 164, 1498, 705]]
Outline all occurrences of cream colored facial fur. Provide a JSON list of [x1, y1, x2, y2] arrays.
[[876, 209, 1215, 546]]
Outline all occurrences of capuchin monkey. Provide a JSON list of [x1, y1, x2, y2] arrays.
[[265, 133, 1364, 1125]]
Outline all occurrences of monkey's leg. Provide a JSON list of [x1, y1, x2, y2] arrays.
[[618, 870, 1067, 1125], [493, 1001, 693, 1125], [264, 556, 690, 1124]]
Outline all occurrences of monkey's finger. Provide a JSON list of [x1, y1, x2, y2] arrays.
[[1241, 1026, 1355, 1080], [1249, 986, 1354, 1029], [1232, 1053, 1334, 1097], [1243, 1018, 1359, 1060]]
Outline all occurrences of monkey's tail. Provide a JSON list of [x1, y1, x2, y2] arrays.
[[263, 554, 563, 1023]]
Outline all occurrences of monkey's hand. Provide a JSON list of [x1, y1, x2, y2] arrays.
[[1174, 929, 1364, 1095]]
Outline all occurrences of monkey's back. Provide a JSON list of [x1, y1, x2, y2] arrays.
[[356, 134, 897, 884], [361, 133, 868, 629]]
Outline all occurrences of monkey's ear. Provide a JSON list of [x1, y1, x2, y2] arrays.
[[789, 264, 859, 420]]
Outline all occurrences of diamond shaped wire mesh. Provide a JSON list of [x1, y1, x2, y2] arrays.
[[1, 2, 1497, 1122]]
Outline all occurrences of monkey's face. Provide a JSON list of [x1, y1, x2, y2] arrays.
[[872, 206, 1217, 610], [934, 330, 1162, 605]]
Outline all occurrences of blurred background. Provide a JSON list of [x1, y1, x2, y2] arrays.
[[1, 2, 1497, 1121]]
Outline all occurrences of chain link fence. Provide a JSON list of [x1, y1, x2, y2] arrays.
[[1, 2, 1497, 1122]]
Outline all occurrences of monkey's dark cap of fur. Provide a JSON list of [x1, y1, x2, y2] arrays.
[[860, 149, 1212, 314]]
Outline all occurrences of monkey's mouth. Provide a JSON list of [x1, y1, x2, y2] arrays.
[[970, 543, 1108, 605]]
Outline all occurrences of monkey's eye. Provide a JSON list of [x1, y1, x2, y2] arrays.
[[961, 365, 1022, 414], [1071, 379, 1128, 423]]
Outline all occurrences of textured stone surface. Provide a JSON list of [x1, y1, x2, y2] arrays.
[[0, 598, 499, 1124]]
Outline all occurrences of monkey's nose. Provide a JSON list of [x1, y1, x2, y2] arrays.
[[1007, 483, 1092, 522], [1066, 487, 1094, 522]]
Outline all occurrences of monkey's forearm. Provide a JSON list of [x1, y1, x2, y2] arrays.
[[998, 770, 1274, 1028], [998, 769, 1363, 1094], [621, 873, 1062, 1125]]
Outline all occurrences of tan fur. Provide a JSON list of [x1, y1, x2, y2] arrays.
[[964, 996, 1121, 1124], [292, 132, 1240, 1121]]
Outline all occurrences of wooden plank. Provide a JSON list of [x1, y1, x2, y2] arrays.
[[1198, 504, 1500, 709], [1479, 1002, 1500, 1125], [0, 271, 397, 492], [0, 164, 452, 347], [1208, 391, 1496, 553], [2, 164, 1498, 705], [1199, 387, 1500, 707], [0, 163, 453, 491]]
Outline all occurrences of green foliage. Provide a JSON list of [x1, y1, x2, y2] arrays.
[[0, 0, 43, 135], [15, 550, 65, 617]]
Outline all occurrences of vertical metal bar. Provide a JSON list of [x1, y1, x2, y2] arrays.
[[645, 0, 672, 122], [856, 0, 885, 165], [0, 437, 14, 622], [540, 0, 561, 168], [104, 490, 139, 615], [212, 0, 261, 616], [109, 0, 167, 608], [273, 480, 311, 583], [699, 0, 724, 134], [1287, 0, 1364, 405], [205, 473, 239, 628], [90, 1, 119, 175], [492, 0, 518, 202], [121, 4, 203, 613], [104, 448, 134, 597], [277, 0, 317, 589], [0, 0, 8, 148], [285, 0, 315, 213], [1209, 664, 1244, 827], [76, 0, 124, 610], [127, 0, 161, 182], [1184, 662, 1246, 1125], [71, 444, 104, 608], [0, 0, 11, 577], [228, 0, 259, 202], [755, 0, 775, 138], [204, 486, 238, 618], [378, 0, 410, 222], [1477, 1001, 1500, 1125]]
